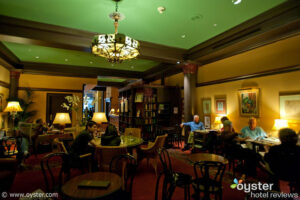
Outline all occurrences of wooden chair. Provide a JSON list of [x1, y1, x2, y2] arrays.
[[124, 128, 142, 138], [139, 134, 167, 175], [159, 148, 192, 200], [192, 161, 226, 200], [95, 146, 128, 171], [40, 152, 67, 193], [155, 170, 176, 200], [109, 154, 137, 200], [52, 138, 92, 175]]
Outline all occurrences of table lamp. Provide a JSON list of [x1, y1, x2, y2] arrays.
[[92, 112, 108, 133], [53, 113, 71, 133], [214, 116, 222, 129], [272, 119, 288, 136], [4, 101, 23, 131]]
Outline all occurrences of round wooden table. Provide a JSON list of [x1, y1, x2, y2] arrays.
[[95, 135, 143, 149], [187, 153, 228, 165], [61, 172, 122, 200]]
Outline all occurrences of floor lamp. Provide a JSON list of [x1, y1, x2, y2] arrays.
[[4, 101, 23, 133]]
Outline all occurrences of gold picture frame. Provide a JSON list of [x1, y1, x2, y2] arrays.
[[238, 88, 260, 117]]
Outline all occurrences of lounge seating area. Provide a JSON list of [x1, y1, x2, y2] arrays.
[[0, 1, 300, 199]]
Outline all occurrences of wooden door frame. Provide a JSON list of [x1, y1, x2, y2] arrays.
[[46, 93, 72, 124]]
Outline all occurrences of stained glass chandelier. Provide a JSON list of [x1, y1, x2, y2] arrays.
[[92, 0, 140, 63]]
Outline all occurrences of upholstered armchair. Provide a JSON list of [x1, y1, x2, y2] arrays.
[[138, 134, 167, 175]]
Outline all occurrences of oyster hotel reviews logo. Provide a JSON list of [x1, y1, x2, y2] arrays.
[[231, 177, 299, 199]]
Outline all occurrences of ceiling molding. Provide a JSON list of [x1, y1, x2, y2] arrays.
[[97, 81, 126, 88], [187, 0, 300, 64], [18, 87, 82, 93], [0, 42, 22, 68], [0, 80, 9, 88], [21, 62, 143, 79], [196, 64, 300, 87], [143, 63, 182, 83], [0, 15, 184, 64]]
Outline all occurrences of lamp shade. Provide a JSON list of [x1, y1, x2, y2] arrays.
[[214, 116, 221, 124], [4, 101, 23, 112], [92, 112, 108, 124], [272, 119, 288, 130], [53, 113, 71, 125]]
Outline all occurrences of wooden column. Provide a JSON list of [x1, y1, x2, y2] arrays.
[[183, 63, 198, 122], [9, 71, 21, 99]]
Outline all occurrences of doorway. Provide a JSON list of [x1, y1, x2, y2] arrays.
[[46, 93, 72, 127]]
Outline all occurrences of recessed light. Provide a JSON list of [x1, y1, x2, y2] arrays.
[[157, 6, 166, 14], [232, 0, 242, 5], [181, 35, 186, 39], [35, 56, 39, 59], [213, 24, 217, 27], [65, 58, 68, 62], [177, 61, 180, 64]]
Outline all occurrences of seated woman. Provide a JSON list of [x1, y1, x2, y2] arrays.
[[101, 124, 121, 146], [264, 128, 300, 192], [221, 120, 262, 176]]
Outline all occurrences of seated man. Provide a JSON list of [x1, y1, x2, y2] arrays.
[[69, 121, 98, 171], [264, 128, 300, 192], [241, 117, 266, 140], [70, 121, 97, 156], [180, 115, 205, 151], [221, 120, 262, 176]]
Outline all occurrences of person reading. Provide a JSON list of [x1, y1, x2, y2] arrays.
[[241, 117, 267, 140], [180, 115, 205, 151], [221, 120, 262, 176]]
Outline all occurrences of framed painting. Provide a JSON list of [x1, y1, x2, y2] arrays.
[[202, 98, 211, 115], [280, 94, 300, 122], [215, 98, 226, 115], [204, 115, 211, 129], [238, 88, 259, 117], [0, 93, 3, 112]]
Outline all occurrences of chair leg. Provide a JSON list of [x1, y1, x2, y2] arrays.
[[151, 158, 158, 176]]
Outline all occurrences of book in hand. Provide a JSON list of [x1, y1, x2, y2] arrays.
[[78, 180, 110, 189]]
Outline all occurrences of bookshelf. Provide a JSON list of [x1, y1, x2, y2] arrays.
[[118, 85, 181, 141]]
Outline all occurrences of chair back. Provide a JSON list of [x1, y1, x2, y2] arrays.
[[193, 161, 226, 191], [18, 122, 33, 144], [124, 128, 141, 138], [155, 170, 176, 200], [158, 147, 172, 173], [1, 137, 18, 158], [109, 154, 137, 200], [40, 152, 67, 192], [96, 146, 127, 171], [53, 138, 68, 153]]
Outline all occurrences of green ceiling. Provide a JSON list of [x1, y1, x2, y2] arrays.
[[3, 42, 159, 72], [0, 0, 286, 49], [97, 77, 126, 82]]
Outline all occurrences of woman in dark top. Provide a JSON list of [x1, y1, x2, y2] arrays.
[[221, 120, 262, 176], [264, 128, 300, 192]]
